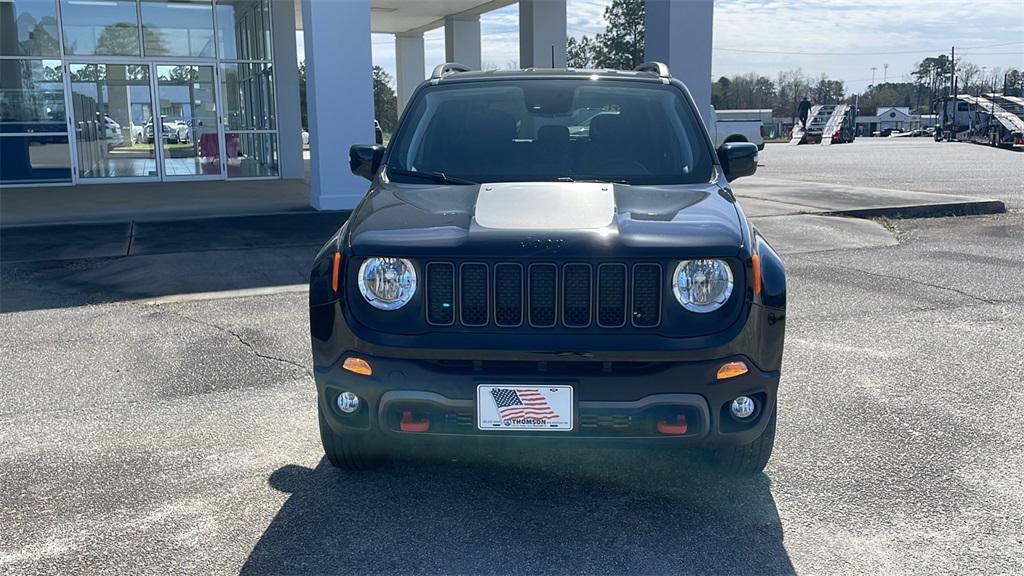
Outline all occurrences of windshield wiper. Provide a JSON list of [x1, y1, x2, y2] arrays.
[[388, 168, 477, 185]]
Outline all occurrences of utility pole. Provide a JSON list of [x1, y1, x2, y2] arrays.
[[951, 46, 957, 100], [871, 67, 877, 87], [883, 63, 889, 84]]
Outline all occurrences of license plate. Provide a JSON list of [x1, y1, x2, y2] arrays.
[[477, 384, 573, 431]]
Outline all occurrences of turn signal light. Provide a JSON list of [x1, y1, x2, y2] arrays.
[[331, 251, 342, 293], [342, 357, 372, 376], [716, 361, 748, 380], [752, 254, 762, 295]]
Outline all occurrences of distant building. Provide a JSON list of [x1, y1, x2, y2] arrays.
[[856, 107, 936, 136]]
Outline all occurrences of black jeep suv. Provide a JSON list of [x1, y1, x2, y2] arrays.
[[309, 62, 786, 474]]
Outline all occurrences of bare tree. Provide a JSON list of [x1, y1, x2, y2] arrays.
[[956, 61, 981, 92]]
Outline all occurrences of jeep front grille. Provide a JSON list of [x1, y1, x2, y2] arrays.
[[425, 261, 661, 329]]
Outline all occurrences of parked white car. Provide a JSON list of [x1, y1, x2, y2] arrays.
[[102, 115, 123, 147], [708, 106, 765, 150]]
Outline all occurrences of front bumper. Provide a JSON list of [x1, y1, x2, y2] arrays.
[[315, 353, 779, 446]]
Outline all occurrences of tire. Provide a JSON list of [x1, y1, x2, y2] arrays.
[[706, 404, 777, 475], [318, 399, 385, 470]]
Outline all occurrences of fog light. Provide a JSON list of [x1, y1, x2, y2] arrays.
[[336, 391, 360, 413], [730, 396, 756, 420]]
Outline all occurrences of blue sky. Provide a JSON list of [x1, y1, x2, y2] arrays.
[[298, 0, 1024, 95]]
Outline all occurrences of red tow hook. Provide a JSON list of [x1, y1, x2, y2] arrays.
[[400, 410, 430, 433], [657, 414, 688, 435]]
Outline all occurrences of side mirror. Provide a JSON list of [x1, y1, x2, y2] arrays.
[[717, 142, 759, 182], [349, 144, 385, 181]]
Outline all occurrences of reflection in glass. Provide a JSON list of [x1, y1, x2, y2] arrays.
[[0, 0, 61, 56], [220, 62, 273, 130], [142, 0, 215, 58], [0, 134, 72, 183], [0, 58, 66, 131], [156, 64, 219, 176], [216, 0, 270, 60], [60, 0, 141, 56], [226, 131, 276, 177], [70, 63, 157, 178]]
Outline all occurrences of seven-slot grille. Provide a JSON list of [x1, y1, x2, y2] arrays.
[[425, 262, 661, 329]]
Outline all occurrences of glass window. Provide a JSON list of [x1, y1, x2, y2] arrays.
[[70, 63, 157, 179], [0, 58, 66, 133], [141, 0, 215, 58], [0, 134, 72, 183], [0, 0, 61, 56], [156, 64, 220, 176], [220, 62, 273, 130], [226, 131, 276, 177], [60, 0, 140, 56], [216, 0, 270, 60], [388, 80, 714, 185]]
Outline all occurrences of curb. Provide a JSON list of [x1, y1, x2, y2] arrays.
[[825, 200, 1006, 220]]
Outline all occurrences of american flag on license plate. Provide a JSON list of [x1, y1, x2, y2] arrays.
[[490, 388, 559, 420]]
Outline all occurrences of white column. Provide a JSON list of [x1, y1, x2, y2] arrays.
[[444, 14, 481, 69], [395, 32, 425, 114], [301, 0, 375, 210], [645, 0, 714, 126], [271, 0, 303, 179], [519, 0, 567, 68]]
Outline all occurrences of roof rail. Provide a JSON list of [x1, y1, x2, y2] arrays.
[[634, 61, 671, 78], [431, 62, 472, 80]]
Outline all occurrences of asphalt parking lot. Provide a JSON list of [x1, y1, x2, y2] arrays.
[[2, 140, 1023, 574]]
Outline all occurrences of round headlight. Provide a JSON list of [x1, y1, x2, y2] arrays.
[[672, 259, 734, 313], [358, 257, 417, 310]]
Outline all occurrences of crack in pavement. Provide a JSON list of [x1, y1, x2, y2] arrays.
[[802, 258, 1003, 306], [161, 308, 313, 379]]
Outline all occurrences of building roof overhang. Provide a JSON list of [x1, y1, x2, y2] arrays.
[[295, 0, 517, 34]]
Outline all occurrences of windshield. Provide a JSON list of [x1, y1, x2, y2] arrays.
[[386, 79, 714, 185]]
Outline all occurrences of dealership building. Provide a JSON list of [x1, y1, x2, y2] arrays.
[[0, 0, 713, 212]]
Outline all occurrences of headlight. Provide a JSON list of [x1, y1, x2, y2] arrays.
[[672, 259, 734, 313], [358, 257, 417, 310]]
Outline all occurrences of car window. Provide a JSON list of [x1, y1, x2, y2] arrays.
[[387, 79, 713, 185]]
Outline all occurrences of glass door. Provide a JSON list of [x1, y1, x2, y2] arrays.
[[68, 63, 158, 180], [154, 64, 222, 179]]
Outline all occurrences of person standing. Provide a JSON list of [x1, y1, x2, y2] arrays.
[[798, 96, 812, 128]]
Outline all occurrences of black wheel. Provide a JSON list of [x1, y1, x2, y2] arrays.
[[706, 404, 777, 475], [318, 399, 386, 470]]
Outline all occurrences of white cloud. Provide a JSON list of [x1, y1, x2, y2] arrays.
[[299, 0, 1024, 94]]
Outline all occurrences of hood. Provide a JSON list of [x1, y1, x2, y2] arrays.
[[346, 180, 745, 259]]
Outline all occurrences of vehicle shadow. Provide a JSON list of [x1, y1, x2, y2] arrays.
[[242, 445, 794, 575]]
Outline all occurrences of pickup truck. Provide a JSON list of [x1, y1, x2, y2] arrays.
[[708, 106, 765, 150]]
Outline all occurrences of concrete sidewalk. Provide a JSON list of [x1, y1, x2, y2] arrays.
[[1, 211, 350, 263], [0, 178, 312, 227], [733, 176, 1005, 219]]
